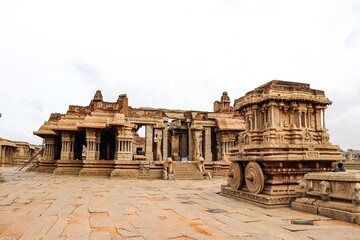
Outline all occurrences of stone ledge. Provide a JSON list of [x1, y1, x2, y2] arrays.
[[291, 202, 360, 224]]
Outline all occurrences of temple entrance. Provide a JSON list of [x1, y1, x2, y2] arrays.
[[211, 129, 218, 161], [100, 129, 116, 160], [135, 125, 145, 156], [179, 132, 188, 159], [74, 131, 86, 160], [54, 135, 62, 160]]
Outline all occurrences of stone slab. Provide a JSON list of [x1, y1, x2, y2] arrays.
[[1, 166, 360, 240], [291, 202, 360, 225], [291, 201, 318, 215]]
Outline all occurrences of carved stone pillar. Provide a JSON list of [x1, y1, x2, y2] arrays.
[[44, 137, 56, 161], [308, 109, 312, 129], [204, 127, 212, 162], [322, 108, 326, 129], [187, 121, 193, 161], [193, 130, 203, 162], [60, 132, 75, 161], [171, 133, 179, 160], [115, 127, 133, 161], [145, 125, 153, 162], [249, 116, 253, 130], [254, 111, 257, 130], [270, 105, 275, 128], [315, 107, 322, 130], [216, 132, 223, 161], [162, 128, 168, 161], [85, 129, 100, 161]]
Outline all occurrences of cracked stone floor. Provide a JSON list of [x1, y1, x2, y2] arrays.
[[1, 167, 360, 240]]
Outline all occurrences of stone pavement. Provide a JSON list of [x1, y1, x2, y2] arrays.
[[1, 167, 360, 240]]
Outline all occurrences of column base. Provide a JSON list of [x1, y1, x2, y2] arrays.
[[36, 160, 57, 173], [54, 159, 83, 175]]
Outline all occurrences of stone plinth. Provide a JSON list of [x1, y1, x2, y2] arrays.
[[36, 160, 57, 173], [54, 159, 83, 175], [292, 171, 360, 224], [206, 161, 229, 177], [221, 185, 297, 208]]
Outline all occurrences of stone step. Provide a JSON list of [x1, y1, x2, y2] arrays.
[[172, 162, 205, 180]]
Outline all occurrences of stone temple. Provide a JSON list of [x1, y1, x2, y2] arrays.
[[34, 88, 243, 179]]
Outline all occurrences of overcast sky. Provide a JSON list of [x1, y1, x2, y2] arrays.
[[0, 0, 359, 150]]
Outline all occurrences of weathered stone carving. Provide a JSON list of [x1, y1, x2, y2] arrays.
[[154, 129, 162, 161], [197, 156, 205, 173], [319, 180, 331, 201], [295, 179, 309, 197], [163, 157, 174, 180], [352, 183, 360, 205]]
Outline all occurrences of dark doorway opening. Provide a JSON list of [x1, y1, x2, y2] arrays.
[[74, 131, 86, 160], [54, 135, 62, 160], [100, 128, 116, 160]]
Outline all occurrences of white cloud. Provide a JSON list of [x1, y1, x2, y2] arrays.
[[0, 0, 359, 150]]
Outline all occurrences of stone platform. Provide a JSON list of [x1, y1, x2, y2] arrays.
[[221, 185, 297, 208], [292, 171, 360, 225]]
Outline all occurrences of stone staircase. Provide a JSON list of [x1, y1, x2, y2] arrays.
[[172, 161, 205, 180]]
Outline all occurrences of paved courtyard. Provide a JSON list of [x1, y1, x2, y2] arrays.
[[1, 167, 360, 240]]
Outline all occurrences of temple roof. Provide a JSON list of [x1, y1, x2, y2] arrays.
[[33, 122, 57, 136], [51, 115, 84, 131], [234, 80, 332, 110], [77, 113, 111, 129], [216, 118, 245, 131], [0, 138, 17, 147]]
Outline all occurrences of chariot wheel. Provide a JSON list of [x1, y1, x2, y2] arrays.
[[228, 162, 243, 190], [245, 162, 264, 194]]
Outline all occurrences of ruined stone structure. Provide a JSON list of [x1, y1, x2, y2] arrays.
[[293, 172, 360, 224], [342, 149, 360, 170], [221, 80, 344, 207], [0, 138, 40, 166], [34, 91, 243, 179]]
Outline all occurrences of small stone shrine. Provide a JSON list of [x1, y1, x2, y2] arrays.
[[0, 138, 40, 166], [221, 80, 344, 207]]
